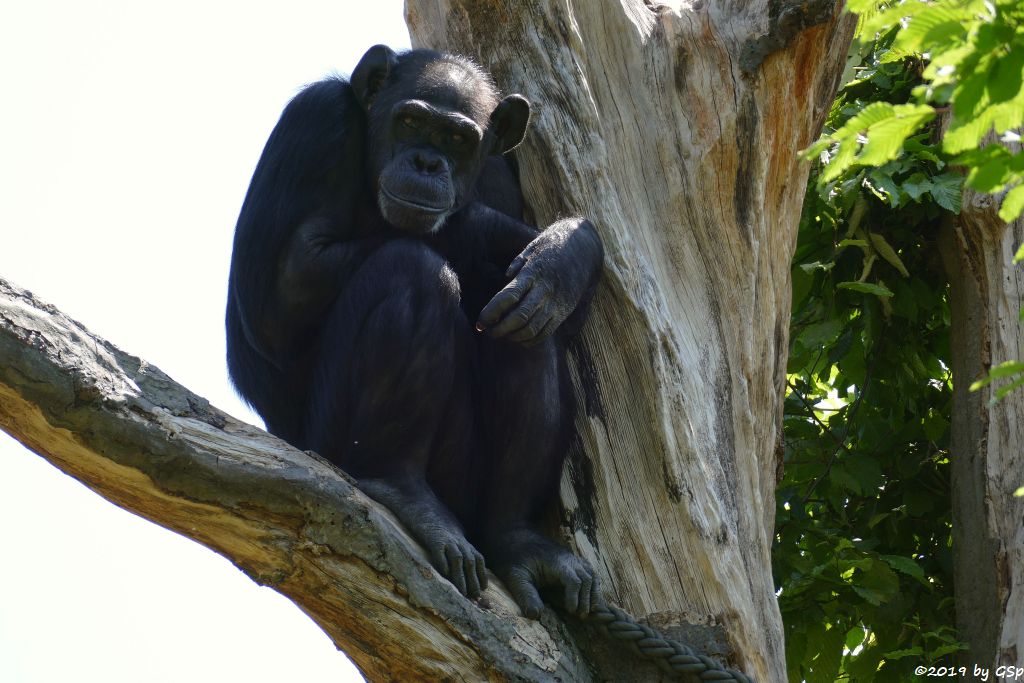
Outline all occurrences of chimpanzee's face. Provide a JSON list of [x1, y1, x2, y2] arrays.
[[371, 63, 490, 233], [355, 50, 530, 234]]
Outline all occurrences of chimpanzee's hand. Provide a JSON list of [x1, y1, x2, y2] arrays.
[[476, 218, 602, 345]]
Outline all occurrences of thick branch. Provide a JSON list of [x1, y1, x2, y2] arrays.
[[0, 278, 593, 682]]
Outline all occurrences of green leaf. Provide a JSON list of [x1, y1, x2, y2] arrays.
[[970, 360, 1024, 390], [786, 628, 807, 680], [798, 320, 844, 348], [966, 155, 1014, 193], [1014, 241, 1024, 264], [845, 627, 867, 651], [905, 488, 936, 517], [799, 260, 833, 273], [897, 6, 969, 51], [1000, 184, 1024, 223], [881, 554, 926, 581], [923, 411, 949, 442], [953, 61, 993, 122], [838, 281, 895, 297], [930, 643, 967, 659], [989, 44, 1024, 106], [852, 584, 886, 606], [832, 464, 863, 494], [1015, 487, 1024, 497], [994, 374, 1024, 401], [859, 1, 938, 41], [904, 137, 942, 164], [989, 360, 1024, 380], [868, 512, 890, 528], [806, 626, 845, 683], [946, 89, 1024, 154], [902, 172, 934, 200], [869, 233, 910, 277], [858, 104, 937, 167], [929, 173, 964, 213], [847, 644, 885, 680], [847, 455, 884, 493], [885, 646, 923, 660], [818, 103, 936, 182], [866, 169, 903, 206]]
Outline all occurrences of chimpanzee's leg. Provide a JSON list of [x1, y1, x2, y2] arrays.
[[303, 239, 485, 597], [474, 336, 600, 617]]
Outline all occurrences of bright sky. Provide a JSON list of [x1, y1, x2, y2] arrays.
[[0, 3, 410, 681]]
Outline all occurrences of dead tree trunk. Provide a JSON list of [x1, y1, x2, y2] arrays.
[[406, 1, 854, 680], [941, 187, 1024, 678], [0, 3, 854, 681]]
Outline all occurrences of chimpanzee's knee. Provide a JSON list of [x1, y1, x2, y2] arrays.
[[304, 239, 470, 473], [354, 239, 461, 320]]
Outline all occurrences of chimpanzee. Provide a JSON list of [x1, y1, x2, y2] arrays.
[[226, 45, 604, 618]]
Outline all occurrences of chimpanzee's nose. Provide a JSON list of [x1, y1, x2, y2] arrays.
[[412, 151, 443, 175]]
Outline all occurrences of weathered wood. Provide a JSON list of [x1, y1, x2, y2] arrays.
[[940, 184, 1024, 678], [406, 2, 855, 681], [0, 279, 594, 682]]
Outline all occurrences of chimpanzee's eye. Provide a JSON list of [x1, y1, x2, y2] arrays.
[[402, 116, 417, 129], [451, 132, 464, 144]]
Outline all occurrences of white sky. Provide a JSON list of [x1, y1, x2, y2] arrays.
[[0, 2, 410, 681]]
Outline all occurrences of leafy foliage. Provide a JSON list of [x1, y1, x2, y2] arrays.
[[820, 0, 1024, 222], [778, 1, 1024, 679], [776, 10, 965, 683]]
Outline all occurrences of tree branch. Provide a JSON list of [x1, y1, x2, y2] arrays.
[[0, 278, 594, 682]]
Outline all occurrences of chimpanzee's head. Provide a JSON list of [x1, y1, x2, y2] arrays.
[[351, 45, 531, 234]]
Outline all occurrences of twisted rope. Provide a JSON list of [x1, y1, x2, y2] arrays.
[[585, 602, 755, 682]]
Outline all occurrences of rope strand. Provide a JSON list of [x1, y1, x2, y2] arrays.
[[585, 602, 755, 682]]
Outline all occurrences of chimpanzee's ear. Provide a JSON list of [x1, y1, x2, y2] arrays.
[[351, 45, 398, 109], [489, 94, 531, 154]]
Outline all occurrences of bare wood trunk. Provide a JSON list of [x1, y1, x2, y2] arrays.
[[0, 3, 855, 681], [940, 186, 1024, 679], [406, 2, 855, 680]]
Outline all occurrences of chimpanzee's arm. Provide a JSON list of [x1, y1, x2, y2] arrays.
[[257, 219, 384, 357], [228, 77, 368, 365], [472, 210, 604, 344]]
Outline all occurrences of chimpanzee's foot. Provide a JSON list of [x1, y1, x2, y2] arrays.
[[487, 529, 601, 619], [418, 523, 488, 599], [359, 477, 487, 598]]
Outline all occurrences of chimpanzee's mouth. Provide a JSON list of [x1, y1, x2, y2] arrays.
[[380, 186, 450, 213]]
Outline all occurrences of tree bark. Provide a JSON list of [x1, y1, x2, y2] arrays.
[[0, 3, 855, 681], [940, 185, 1024, 679], [0, 279, 597, 683], [407, 1, 854, 680]]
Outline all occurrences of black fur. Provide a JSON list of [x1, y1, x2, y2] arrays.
[[227, 46, 603, 617]]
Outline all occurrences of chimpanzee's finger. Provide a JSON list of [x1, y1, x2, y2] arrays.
[[576, 568, 594, 616], [445, 545, 467, 596], [517, 314, 560, 346], [506, 251, 528, 279], [477, 275, 532, 331], [488, 286, 549, 338], [562, 569, 583, 615], [507, 566, 545, 620], [506, 311, 554, 345], [475, 551, 488, 592], [429, 545, 447, 574], [464, 545, 482, 599]]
